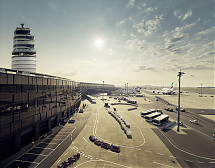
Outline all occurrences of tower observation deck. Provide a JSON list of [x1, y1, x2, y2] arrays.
[[11, 23, 36, 73]]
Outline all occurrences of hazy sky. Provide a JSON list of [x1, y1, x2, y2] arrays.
[[0, 0, 214, 87]]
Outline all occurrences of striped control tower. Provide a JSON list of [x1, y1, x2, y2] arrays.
[[11, 23, 36, 73]]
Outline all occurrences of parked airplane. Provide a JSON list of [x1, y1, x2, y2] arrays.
[[152, 82, 175, 95], [162, 82, 175, 94]]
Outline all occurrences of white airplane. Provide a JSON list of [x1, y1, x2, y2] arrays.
[[161, 82, 175, 95], [152, 82, 175, 95]]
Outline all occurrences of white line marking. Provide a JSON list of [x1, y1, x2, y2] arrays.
[[64, 152, 68, 156], [170, 156, 177, 159], [83, 137, 89, 144], [46, 138, 64, 140], [160, 130, 215, 160], [157, 153, 164, 156], [42, 142, 59, 145], [59, 131, 71, 133], [15, 160, 39, 164], [26, 153, 48, 156], [185, 160, 193, 162], [153, 161, 174, 168], [209, 162, 215, 164], [34, 147, 54, 150], [57, 159, 61, 164], [146, 150, 152, 153], [191, 126, 214, 139]]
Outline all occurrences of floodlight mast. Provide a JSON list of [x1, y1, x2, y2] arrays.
[[177, 70, 185, 132]]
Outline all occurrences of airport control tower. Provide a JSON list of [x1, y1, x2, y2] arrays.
[[11, 23, 36, 72]]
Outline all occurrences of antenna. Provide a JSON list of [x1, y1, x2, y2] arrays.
[[21, 23, 24, 28]]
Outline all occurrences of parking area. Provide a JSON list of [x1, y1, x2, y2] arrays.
[[7, 125, 76, 168]]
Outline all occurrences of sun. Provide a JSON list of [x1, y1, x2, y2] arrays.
[[94, 38, 104, 48]]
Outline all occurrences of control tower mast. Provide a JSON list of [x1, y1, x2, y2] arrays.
[[11, 23, 36, 72]]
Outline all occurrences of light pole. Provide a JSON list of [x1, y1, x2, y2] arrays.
[[103, 81, 104, 101], [177, 70, 185, 132], [127, 83, 128, 95]]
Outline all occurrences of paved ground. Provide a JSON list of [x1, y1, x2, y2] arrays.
[[153, 92, 215, 109], [4, 92, 215, 168], [51, 97, 181, 168]]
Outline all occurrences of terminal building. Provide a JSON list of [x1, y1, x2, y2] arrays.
[[0, 69, 82, 160]]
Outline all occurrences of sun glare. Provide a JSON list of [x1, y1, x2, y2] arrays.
[[95, 38, 104, 48]]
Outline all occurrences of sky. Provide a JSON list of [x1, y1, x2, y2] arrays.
[[0, 0, 214, 87]]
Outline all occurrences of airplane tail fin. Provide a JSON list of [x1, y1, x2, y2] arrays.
[[170, 82, 173, 89]]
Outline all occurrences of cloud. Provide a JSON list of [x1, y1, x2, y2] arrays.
[[197, 26, 215, 35], [137, 65, 156, 71], [126, 39, 145, 50], [133, 14, 163, 36], [182, 10, 192, 21], [145, 7, 154, 13], [173, 10, 183, 20], [116, 20, 126, 26], [172, 34, 186, 42], [128, 0, 135, 7], [130, 33, 136, 37], [173, 10, 192, 21], [174, 22, 196, 33]]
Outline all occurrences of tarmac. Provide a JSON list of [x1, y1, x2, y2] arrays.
[[51, 97, 181, 168], [157, 92, 215, 109]]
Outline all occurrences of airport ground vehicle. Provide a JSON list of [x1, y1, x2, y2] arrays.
[[113, 107, 116, 111], [124, 128, 132, 138], [110, 144, 120, 153], [165, 107, 174, 112], [190, 120, 198, 124], [152, 114, 169, 126], [176, 106, 186, 112], [101, 142, 110, 149], [94, 139, 102, 146], [145, 112, 162, 122], [57, 153, 80, 168], [104, 103, 110, 108], [89, 135, 96, 142], [179, 121, 183, 126], [140, 109, 156, 117], [68, 119, 75, 123], [91, 100, 96, 104]]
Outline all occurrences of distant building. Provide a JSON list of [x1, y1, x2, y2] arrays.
[[11, 23, 36, 73]]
